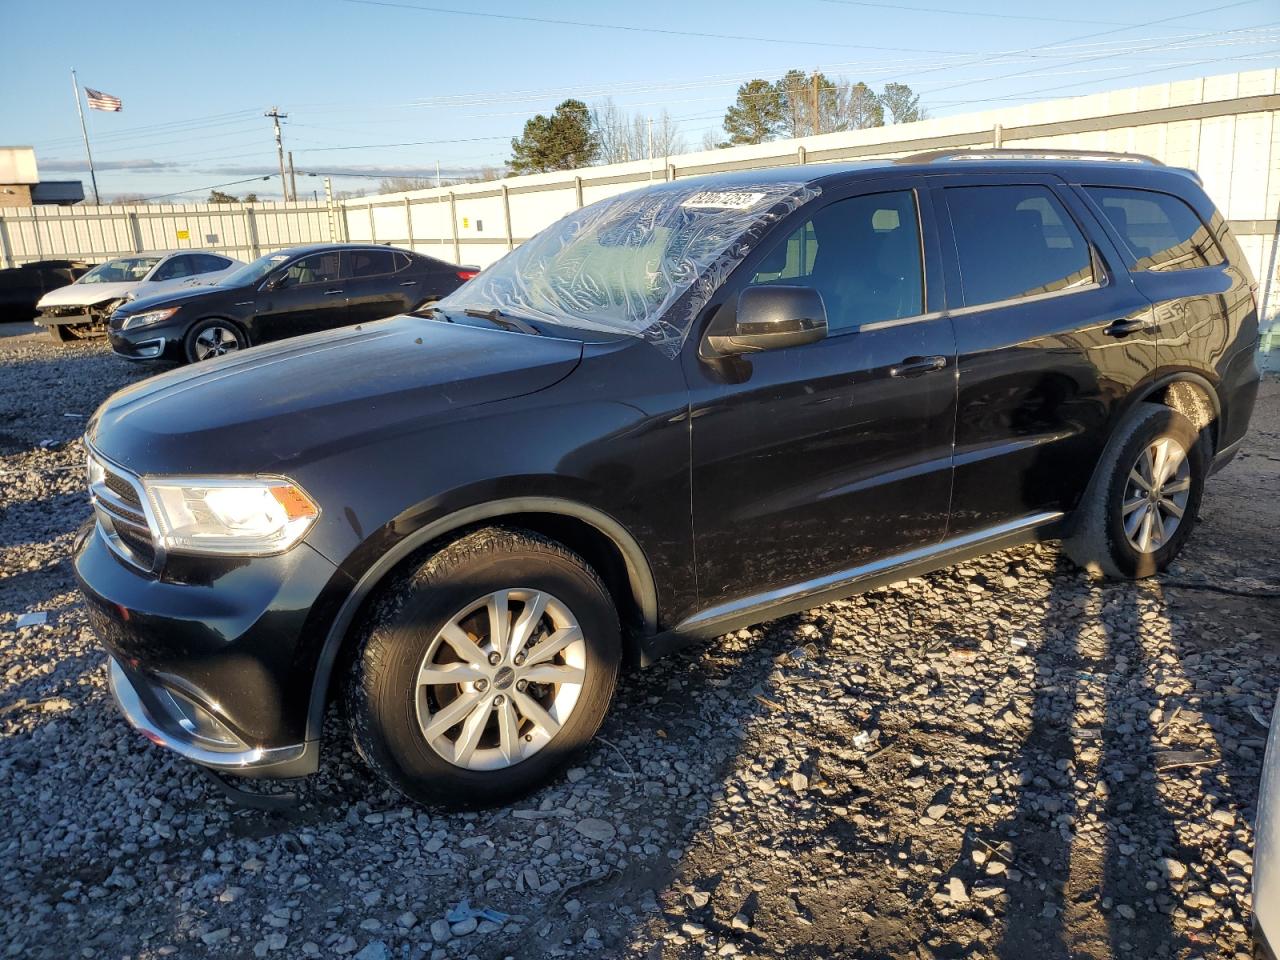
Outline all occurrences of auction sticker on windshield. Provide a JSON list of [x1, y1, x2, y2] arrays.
[[679, 191, 767, 210]]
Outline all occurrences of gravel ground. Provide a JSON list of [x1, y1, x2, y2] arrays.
[[2, 328, 1279, 960]]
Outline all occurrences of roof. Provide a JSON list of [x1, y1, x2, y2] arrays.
[[653, 149, 1196, 193], [258, 242, 409, 259]]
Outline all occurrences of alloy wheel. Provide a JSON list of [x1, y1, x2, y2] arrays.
[[1121, 436, 1192, 554], [193, 324, 241, 360], [415, 589, 586, 771]]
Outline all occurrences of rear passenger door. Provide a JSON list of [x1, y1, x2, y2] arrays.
[[343, 249, 414, 325], [1081, 183, 1244, 389], [931, 174, 1158, 535]]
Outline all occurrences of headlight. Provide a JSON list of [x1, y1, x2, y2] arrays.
[[142, 477, 319, 556], [120, 307, 179, 330]]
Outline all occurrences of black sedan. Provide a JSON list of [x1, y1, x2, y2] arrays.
[[107, 243, 476, 363]]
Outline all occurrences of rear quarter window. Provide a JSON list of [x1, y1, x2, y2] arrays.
[[1085, 186, 1224, 272]]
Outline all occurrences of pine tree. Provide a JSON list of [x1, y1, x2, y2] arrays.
[[721, 79, 783, 145], [509, 99, 600, 174]]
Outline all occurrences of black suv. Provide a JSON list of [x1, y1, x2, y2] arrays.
[[107, 243, 475, 364], [75, 151, 1261, 806]]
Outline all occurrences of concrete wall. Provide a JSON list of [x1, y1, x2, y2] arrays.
[[0, 200, 334, 265]]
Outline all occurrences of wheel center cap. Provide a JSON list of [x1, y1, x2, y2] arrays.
[[493, 666, 516, 690]]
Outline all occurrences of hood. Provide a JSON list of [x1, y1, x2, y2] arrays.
[[118, 283, 234, 314], [37, 280, 138, 309], [88, 315, 585, 476]]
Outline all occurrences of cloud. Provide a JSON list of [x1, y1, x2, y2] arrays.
[[40, 158, 185, 172]]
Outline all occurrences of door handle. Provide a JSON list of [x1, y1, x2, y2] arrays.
[[889, 355, 947, 378], [1105, 317, 1147, 337], [399, 280, 419, 286], [323, 289, 344, 296]]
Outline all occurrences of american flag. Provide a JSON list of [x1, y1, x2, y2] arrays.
[[85, 88, 122, 112]]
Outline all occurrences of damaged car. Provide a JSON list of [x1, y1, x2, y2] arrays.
[[36, 250, 242, 343]]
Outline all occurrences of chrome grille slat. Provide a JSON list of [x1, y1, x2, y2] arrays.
[[86, 445, 161, 574]]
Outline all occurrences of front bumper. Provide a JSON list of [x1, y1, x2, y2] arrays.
[[74, 519, 350, 777], [107, 328, 169, 360], [37, 310, 96, 327], [107, 656, 315, 776]]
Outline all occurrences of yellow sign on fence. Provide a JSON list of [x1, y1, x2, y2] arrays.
[[175, 229, 189, 241]]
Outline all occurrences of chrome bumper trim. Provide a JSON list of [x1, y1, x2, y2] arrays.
[[107, 657, 307, 772]]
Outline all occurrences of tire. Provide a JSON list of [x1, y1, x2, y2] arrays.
[[1063, 402, 1206, 580], [47, 324, 77, 344], [183, 319, 246, 363], [347, 527, 622, 808]]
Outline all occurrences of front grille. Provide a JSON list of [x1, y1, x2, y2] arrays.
[[104, 471, 141, 508], [88, 451, 159, 573]]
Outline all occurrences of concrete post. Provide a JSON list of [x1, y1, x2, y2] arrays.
[[448, 192, 461, 264], [501, 184, 513, 252]]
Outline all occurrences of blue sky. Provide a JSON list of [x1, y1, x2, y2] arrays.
[[2, 0, 1276, 202]]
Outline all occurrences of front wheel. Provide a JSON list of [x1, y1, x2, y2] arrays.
[[1064, 402, 1206, 579], [47, 323, 85, 344], [347, 527, 621, 807], [184, 319, 246, 363]]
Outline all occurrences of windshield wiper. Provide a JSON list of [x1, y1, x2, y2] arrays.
[[462, 306, 541, 336]]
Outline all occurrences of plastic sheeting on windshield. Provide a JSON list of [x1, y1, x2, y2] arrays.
[[439, 181, 821, 357]]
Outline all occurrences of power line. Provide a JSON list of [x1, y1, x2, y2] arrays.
[[141, 176, 274, 203], [922, 15, 1276, 100], [816, 0, 1146, 26], [340, 0, 971, 53]]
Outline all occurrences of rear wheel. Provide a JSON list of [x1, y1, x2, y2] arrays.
[[347, 527, 621, 807], [1064, 402, 1206, 579], [184, 319, 246, 363]]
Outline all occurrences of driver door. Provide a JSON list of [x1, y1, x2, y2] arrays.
[[253, 250, 350, 343], [683, 180, 957, 613]]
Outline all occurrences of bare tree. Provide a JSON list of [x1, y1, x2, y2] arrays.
[[592, 99, 686, 163], [881, 82, 926, 124], [377, 176, 435, 194], [834, 81, 884, 130], [699, 128, 723, 151]]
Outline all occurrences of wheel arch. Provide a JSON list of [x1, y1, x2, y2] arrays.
[[304, 497, 659, 742], [1133, 371, 1220, 454]]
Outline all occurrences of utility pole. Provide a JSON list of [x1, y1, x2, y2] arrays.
[[266, 107, 289, 202], [323, 176, 338, 242], [647, 116, 654, 181], [288, 150, 297, 204], [811, 71, 820, 137], [70, 69, 100, 205], [435, 160, 442, 190]]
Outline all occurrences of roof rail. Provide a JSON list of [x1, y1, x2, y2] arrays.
[[897, 148, 1165, 166]]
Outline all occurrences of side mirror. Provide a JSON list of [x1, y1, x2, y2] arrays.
[[263, 272, 288, 292], [705, 285, 827, 357]]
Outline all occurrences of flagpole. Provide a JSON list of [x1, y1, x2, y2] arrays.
[[70, 68, 100, 205]]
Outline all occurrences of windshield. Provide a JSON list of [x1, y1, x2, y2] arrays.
[[78, 256, 161, 284], [218, 251, 292, 287], [436, 180, 819, 355]]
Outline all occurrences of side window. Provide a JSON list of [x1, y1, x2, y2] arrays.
[[193, 254, 232, 273], [347, 249, 396, 278], [945, 185, 1094, 307], [1086, 186, 1224, 272], [286, 252, 342, 286], [392, 252, 413, 273], [151, 256, 195, 281], [746, 190, 923, 333]]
